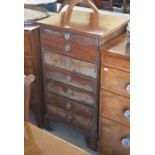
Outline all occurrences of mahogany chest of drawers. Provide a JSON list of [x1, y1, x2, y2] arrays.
[[38, 10, 129, 150], [24, 27, 44, 127], [98, 33, 130, 155]]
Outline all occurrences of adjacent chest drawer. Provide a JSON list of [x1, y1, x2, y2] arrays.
[[45, 79, 96, 107], [98, 143, 126, 155], [24, 56, 33, 75], [44, 65, 96, 93], [99, 118, 130, 154], [102, 53, 130, 72], [101, 66, 130, 97], [24, 31, 31, 56], [100, 90, 130, 126], [43, 50, 97, 79]]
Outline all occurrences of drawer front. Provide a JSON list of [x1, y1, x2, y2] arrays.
[[41, 39, 97, 63], [98, 143, 126, 155], [101, 66, 130, 97], [102, 52, 130, 72], [100, 90, 130, 126], [43, 50, 97, 79], [46, 93, 95, 120], [45, 79, 96, 107], [41, 26, 98, 46], [24, 56, 33, 74], [46, 103, 97, 132], [99, 117, 130, 154], [24, 31, 31, 56], [44, 65, 96, 93]]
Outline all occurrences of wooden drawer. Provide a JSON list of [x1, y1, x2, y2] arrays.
[[101, 66, 130, 97], [101, 33, 130, 72], [40, 26, 98, 47], [24, 56, 33, 74], [24, 31, 31, 56], [100, 90, 130, 126], [41, 39, 97, 63], [44, 65, 96, 93], [99, 117, 130, 154], [45, 79, 96, 108], [98, 143, 126, 155], [46, 93, 97, 131], [43, 50, 97, 79], [102, 53, 130, 72], [46, 93, 96, 120], [47, 105, 97, 133]]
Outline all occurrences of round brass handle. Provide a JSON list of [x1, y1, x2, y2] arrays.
[[66, 115, 72, 121], [64, 44, 71, 52], [65, 75, 71, 82], [67, 88, 73, 96], [65, 60, 72, 70], [64, 102, 72, 110], [126, 84, 130, 94], [64, 32, 72, 40], [121, 137, 130, 147], [124, 109, 130, 120]]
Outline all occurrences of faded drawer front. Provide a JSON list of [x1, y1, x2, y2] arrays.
[[45, 79, 96, 108], [100, 90, 130, 126], [44, 65, 96, 93], [41, 26, 98, 46], [101, 66, 130, 97], [99, 118, 130, 154], [24, 31, 31, 56], [24, 56, 33, 74], [98, 143, 126, 155], [43, 50, 97, 79]]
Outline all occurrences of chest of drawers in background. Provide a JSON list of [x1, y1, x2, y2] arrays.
[[24, 27, 44, 127], [98, 33, 130, 155], [38, 10, 129, 150]]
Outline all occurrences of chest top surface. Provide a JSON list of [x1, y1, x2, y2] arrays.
[[37, 10, 129, 41], [102, 33, 130, 58]]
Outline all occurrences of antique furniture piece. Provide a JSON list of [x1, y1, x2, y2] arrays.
[[24, 0, 57, 12], [95, 0, 113, 11], [38, 8, 129, 150], [98, 33, 130, 155], [24, 6, 49, 127], [24, 74, 35, 121], [24, 122, 91, 155], [122, 0, 130, 13]]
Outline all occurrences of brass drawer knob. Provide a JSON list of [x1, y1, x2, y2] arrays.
[[66, 115, 73, 121], [65, 75, 71, 82], [65, 60, 72, 69], [64, 44, 71, 52], [121, 137, 130, 147], [124, 109, 130, 120], [64, 32, 72, 40], [64, 102, 72, 110], [126, 84, 130, 94], [67, 88, 73, 96]]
